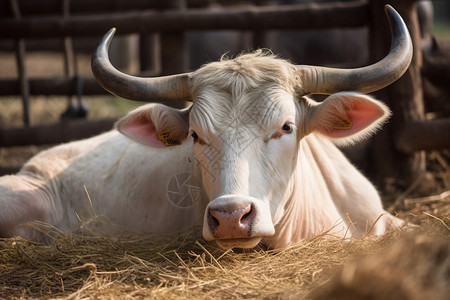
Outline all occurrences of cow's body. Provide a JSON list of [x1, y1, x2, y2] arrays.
[[0, 131, 205, 239], [0, 127, 398, 247], [0, 5, 411, 249]]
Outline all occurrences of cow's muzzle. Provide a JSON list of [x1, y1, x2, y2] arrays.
[[202, 194, 275, 249]]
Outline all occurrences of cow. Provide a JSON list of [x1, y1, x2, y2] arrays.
[[0, 5, 411, 249]]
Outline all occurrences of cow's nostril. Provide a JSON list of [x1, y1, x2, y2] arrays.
[[207, 211, 220, 230], [207, 203, 255, 239], [240, 205, 253, 223]]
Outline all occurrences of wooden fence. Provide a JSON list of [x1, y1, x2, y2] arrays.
[[0, 0, 449, 191]]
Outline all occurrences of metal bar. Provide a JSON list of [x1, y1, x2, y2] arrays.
[[0, 2, 370, 39]]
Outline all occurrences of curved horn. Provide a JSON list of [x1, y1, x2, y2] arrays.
[[91, 28, 192, 102], [297, 5, 413, 95]]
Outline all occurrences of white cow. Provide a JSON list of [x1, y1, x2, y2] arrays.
[[0, 6, 410, 249]]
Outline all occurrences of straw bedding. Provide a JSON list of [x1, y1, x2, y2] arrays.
[[1, 208, 449, 300]]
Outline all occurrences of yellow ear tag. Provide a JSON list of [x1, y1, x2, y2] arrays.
[[332, 117, 352, 130], [157, 127, 181, 146]]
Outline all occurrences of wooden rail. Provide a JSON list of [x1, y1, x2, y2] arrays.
[[0, 0, 171, 16], [0, 78, 114, 96], [396, 119, 450, 154], [0, 2, 369, 38], [0, 119, 116, 147]]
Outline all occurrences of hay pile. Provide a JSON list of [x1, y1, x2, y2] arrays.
[[313, 227, 450, 300], [1, 213, 449, 300]]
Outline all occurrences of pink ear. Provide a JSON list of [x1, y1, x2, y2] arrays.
[[120, 116, 167, 148], [325, 99, 385, 139], [312, 93, 390, 144], [116, 104, 189, 148]]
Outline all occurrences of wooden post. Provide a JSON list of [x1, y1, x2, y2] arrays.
[[160, 0, 188, 75], [62, 0, 75, 110], [159, 0, 188, 108], [369, 0, 426, 196], [140, 33, 160, 75], [252, 0, 278, 48], [11, 0, 31, 126]]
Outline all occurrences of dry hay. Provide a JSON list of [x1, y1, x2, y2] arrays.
[[0, 213, 448, 300], [312, 217, 450, 300]]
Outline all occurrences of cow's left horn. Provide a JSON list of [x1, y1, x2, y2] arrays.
[[297, 5, 413, 95], [91, 28, 192, 102]]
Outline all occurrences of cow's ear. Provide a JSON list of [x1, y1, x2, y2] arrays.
[[115, 104, 190, 148], [307, 92, 391, 145]]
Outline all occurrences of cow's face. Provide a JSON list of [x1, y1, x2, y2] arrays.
[[116, 53, 390, 249], [189, 86, 301, 249]]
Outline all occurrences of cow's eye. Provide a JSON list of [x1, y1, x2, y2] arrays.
[[282, 123, 293, 133], [191, 132, 199, 142]]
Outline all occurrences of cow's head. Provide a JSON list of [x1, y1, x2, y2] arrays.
[[92, 6, 412, 249]]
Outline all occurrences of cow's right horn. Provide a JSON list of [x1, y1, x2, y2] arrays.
[[297, 5, 413, 95], [92, 28, 192, 102]]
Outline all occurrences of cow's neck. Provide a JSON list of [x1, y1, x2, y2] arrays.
[[265, 134, 346, 248]]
